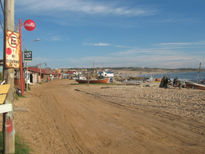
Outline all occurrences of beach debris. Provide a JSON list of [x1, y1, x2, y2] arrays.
[[185, 81, 205, 90], [123, 80, 142, 85], [155, 78, 161, 82]]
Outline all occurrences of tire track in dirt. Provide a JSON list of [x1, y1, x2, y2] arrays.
[[44, 91, 91, 153]]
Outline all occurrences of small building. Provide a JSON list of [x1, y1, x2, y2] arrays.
[[51, 71, 62, 79], [27, 67, 55, 84], [98, 71, 114, 78]]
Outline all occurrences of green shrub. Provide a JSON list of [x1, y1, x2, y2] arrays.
[[0, 132, 30, 154]]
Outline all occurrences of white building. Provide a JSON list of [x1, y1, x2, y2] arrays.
[[98, 71, 114, 78]]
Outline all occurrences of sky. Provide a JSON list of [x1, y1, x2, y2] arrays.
[[1, 0, 205, 69]]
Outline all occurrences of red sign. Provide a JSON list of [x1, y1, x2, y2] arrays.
[[24, 19, 36, 31], [6, 120, 13, 133], [5, 31, 20, 68], [6, 48, 12, 55]]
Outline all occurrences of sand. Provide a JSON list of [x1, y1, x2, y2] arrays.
[[77, 83, 205, 123], [13, 79, 205, 154]]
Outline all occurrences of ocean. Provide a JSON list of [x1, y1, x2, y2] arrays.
[[140, 71, 205, 82]]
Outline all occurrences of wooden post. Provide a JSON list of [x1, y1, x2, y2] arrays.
[[3, 0, 15, 153], [19, 18, 24, 95], [26, 62, 29, 91]]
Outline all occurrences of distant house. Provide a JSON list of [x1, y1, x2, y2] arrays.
[[26, 67, 61, 84], [98, 71, 114, 78], [27, 67, 49, 84], [51, 71, 62, 79], [62, 70, 77, 79]]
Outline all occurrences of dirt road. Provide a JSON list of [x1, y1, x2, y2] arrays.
[[15, 80, 205, 154]]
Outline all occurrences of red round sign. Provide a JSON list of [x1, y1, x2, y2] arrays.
[[24, 19, 36, 31], [6, 48, 12, 55]]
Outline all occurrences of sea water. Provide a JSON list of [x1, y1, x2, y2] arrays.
[[140, 71, 205, 82]]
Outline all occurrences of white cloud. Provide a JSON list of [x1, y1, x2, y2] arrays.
[[42, 33, 66, 42], [70, 42, 205, 68], [115, 45, 133, 49], [109, 48, 175, 56], [28, 39, 205, 69], [17, 0, 156, 16], [62, 53, 200, 68], [156, 41, 205, 48], [39, 47, 203, 68], [49, 36, 62, 41], [31, 52, 203, 69], [84, 42, 110, 47], [67, 40, 205, 68]]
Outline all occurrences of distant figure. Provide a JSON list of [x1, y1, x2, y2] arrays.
[[110, 77, 113, 83], [159, 76, 169, 88], [173, 77, 178, 86], [173, 77, 182, 89], [47, 76, 50, 82]]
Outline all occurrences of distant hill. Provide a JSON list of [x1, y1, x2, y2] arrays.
[[64, 67, 203, 73]]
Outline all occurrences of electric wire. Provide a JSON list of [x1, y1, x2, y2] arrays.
[[0, 19, 3, 31], [0, 0, 3, 31], [0, 0, 4, 16]]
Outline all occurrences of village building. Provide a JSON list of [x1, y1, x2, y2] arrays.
[[98, 70, 114, 78], [22, 67, 62, 86]]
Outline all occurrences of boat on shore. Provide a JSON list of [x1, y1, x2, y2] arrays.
[[76, 78, 110, 84], [185, 81, 205, 90]]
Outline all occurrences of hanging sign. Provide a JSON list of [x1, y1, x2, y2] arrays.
[[5, 31, 20, 68], [24, 50, 32, 62], [0, 84, 10, 105], [24, 19, 36, 31], [0, 104, 12, 114]]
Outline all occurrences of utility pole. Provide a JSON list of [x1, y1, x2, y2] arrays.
[[3, 0, 15, 153]]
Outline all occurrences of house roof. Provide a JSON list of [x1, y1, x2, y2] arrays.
[[66, 71, 76, 74], [28, 67, 61, 75]]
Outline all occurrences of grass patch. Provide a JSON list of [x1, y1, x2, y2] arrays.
[[14, 94, 26, 100], [18, 95, 26, 98], [70, 83, 79, 85], [0, 132, 30, 154]]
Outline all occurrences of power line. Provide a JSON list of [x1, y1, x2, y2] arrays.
[[0, 0, 3, 31], [0, 0, 4, 16], [0, 19, 3, 31]]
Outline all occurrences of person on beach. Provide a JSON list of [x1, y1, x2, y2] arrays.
[[160, 75, 169, 88], [173, 77, 182, 89]]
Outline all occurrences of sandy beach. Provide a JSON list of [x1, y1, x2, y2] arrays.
[[13, 79, 205, 154], [77, 82, 205, 123]]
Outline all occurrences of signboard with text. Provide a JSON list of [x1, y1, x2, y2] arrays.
[[5, 31, 20, 68], [24, 50, 32, 62]]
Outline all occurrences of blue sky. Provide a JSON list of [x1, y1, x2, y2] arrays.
[[1, 0, 205, 68]]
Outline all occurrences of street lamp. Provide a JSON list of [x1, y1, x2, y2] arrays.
[[24, 38, 40, 89]]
